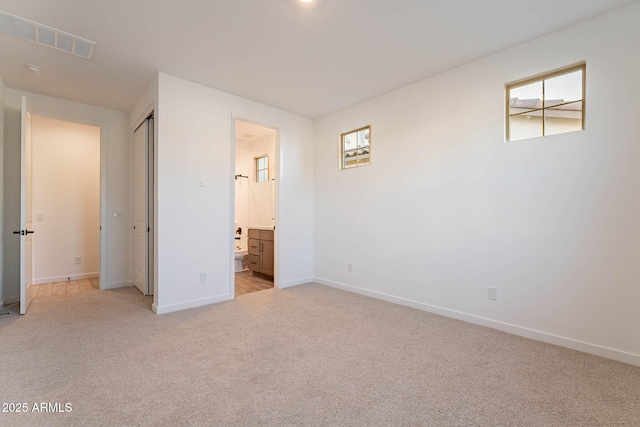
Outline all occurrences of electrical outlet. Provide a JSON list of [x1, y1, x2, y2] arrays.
[[347, 263, 352, 273], [75, 256, 82, 264], [36, 212, 44, 221], [488, 287, 497, 301], [200, 272, 207, 283]]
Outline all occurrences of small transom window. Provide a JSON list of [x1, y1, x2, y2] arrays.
[[507, 64, 585, 141], [255, 155, 269, 182], [340, 126, 370, 169]]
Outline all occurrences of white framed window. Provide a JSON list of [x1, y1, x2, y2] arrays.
[[255, 155, 269, 182], [340, 126, 370, 169], [506, 64, 585, 141]]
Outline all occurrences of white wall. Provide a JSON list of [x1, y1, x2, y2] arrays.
[[247, 136, 276, 229], [0, 74, 5, 306], [234, 143, 250, 251], [32, 116, 100, 283], [150, 72, 313, 314], [313, 2, 640, 366], [3, 90, 131, 301]]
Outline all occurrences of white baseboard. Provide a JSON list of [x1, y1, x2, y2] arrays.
[[314, 278, 640, 367], [101, 281, 133, 290], [278, 277, 313, 289], [154, 294, 233, 315], [4, 295, 20, 305], [0, 298, 11, 315], [34, 273, 99, 285]]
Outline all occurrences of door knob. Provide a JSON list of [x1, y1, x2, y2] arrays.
[[11, 230, 34, 235]]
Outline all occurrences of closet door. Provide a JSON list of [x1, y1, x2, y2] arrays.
[[133, 118, 151, 295]]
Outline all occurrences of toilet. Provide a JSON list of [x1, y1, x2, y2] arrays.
[[234, 223, 248, 272], [234, 249, 247, 272]]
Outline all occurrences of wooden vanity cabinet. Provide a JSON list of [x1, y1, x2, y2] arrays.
[[247, 229, 274, 276]]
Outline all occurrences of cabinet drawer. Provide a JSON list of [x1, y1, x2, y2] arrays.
[[247, 255, 260, 271], [248, 229, 261, 239], [260, 230, 274, 241], [248, 239, 260, 255]]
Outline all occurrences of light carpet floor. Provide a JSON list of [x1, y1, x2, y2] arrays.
[[0, 284, 639, 426]]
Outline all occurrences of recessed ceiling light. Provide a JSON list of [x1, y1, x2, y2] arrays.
[[300, 0, 313, 3], [26, 64, 42, 74]]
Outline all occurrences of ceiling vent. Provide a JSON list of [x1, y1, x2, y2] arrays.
[[0, 11, 96, 60], [242, 133, 257, 139]]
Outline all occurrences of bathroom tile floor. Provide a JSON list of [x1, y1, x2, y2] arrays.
[[235, 270, 274, 296], [35, 278, 100, 298], [35, 275, 272, 299]]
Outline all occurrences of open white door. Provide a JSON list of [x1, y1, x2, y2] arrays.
[[133, 118, 152, 295], [18, 96, 35, 314]]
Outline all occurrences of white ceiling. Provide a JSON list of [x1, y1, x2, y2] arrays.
[[0, 0, 635, 118], [236, 120, 276, 146]]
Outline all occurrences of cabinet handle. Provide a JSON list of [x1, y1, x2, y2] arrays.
[[259, 242, 263, 252]]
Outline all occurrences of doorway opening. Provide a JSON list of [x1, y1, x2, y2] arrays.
[[31, 116, 101, 299], [234, 119, 277, 297]]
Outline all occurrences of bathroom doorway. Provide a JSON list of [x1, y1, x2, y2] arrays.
[[234, 119, 277, 297]]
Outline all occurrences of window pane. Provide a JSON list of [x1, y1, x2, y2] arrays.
[[343, 153, 357, 168], [258, 169, 267, 182], [257, 157, 265, 169], [509, 112, 543, 141], [341, 126, 370, 169], [358, 128, 370, 148], [507, 65, 585, 142], [343, 132, 357, 151], [545, 70, 582, 107], [509, 81, 542, 116], [357, 153, 370, 166], [263, 157, 268, 170], [545, 101, 583, 136]]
